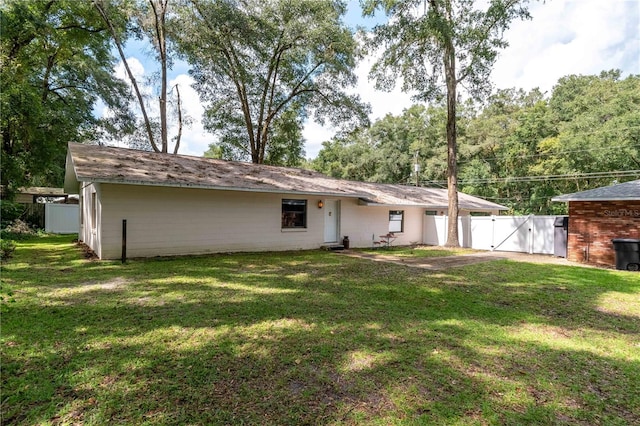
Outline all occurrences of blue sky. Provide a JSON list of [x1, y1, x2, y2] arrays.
[[105, 0, 640, 159]]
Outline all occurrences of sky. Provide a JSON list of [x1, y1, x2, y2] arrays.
[[106, 0, 640, 159]]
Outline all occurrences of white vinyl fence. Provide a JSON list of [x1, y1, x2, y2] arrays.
[[45, 204, 79, 234], [423, 214, 564, 255]]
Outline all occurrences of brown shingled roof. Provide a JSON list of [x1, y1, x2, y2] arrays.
[[64, 142, 507, 211]]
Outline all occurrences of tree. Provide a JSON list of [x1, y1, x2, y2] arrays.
[[174, 0, 369, 164], [313, 104, 449, 184], [536, 71, 640, 192], [93, 0, 184, 154], [363, 0, 531, 246], [1, 0, 133, 196], [460, 88, 556, 213]]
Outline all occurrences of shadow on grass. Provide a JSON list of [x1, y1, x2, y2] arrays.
[[2, 236, 639, 424]]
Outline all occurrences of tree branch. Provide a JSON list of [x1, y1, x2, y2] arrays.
[[172, 83, 183, 154], [190, 0, 257, 159], [93, 0, 160, 152], [55, 24, 106, 33]]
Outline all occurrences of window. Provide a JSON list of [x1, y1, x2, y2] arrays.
[[389, 210, 404, 233], [91, 192, 97, 230], [282, 199, 307, 229]]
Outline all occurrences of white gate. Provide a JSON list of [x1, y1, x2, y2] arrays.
[[45, 204, 79, 234], [423, 214, 562, 255]]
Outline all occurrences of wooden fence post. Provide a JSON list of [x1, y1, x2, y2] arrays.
[[121, 219, 127, 264]]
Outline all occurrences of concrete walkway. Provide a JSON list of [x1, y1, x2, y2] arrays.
[[338, 249, 594, 271]]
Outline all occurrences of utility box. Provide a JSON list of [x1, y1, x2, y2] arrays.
[[554, 216, 569, 258], [611, 238, 640, 271]]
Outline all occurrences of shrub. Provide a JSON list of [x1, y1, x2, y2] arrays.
[[0, 239, 16, 260], [0, 219, 36, 240], [0, 201, 25, 228]]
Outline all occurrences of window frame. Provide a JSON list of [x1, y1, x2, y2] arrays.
[[388, 210, 404, 233], [91, 192, 97, 230], [281, 199, 308, 229]]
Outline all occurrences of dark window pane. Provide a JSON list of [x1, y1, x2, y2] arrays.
[[282, 199, 307, 228]]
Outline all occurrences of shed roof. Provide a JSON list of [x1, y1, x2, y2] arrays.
[[64, 142, 507, 211], [0, 186, 67, 197], [551, 179, 640, 202]]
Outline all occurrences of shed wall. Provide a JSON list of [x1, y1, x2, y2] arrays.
[[79, 183, 101, 258], [567, 200, 640, 266]]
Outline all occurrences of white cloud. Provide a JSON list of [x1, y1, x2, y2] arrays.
[[353, 54, 415, 121], [302, 120, 337, 159], [101, 57, 213, 155], [492, 0, 640, 93], [167, 74, 213, 156], [114, 57, 149, 94]]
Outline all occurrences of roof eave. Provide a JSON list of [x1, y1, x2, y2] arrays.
[[63, 149, 80, 194], [552, 196, 640, 202], [76, 176, 368, 199], [357, 198, 508, 210]]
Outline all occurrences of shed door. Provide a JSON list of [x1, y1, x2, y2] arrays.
[[323, 200, 340, 243]]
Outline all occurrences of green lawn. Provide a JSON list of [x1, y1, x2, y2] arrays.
[[2, 236, 639, 425]]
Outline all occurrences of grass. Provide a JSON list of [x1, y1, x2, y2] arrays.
[[357, 245, 475, 258], [2, 235, 639, 425]]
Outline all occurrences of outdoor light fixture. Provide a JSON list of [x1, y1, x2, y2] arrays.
[[318, 200, 324, 209]]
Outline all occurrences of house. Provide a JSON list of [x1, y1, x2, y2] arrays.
[[64, 142, 507, 259], [552, 179, 640, 266]]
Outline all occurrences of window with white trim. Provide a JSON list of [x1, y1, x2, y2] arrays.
[[389, 210, 404, 233]]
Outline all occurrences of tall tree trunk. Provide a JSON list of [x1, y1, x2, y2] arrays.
[[151, 0, 168, 152], [444, 32, 460, 247]]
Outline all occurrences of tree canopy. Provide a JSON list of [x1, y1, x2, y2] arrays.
[[1, 0, 132, 196], [174, 0, 369, 164]]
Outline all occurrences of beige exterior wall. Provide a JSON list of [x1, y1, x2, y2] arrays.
[[80, 183, 432, 259], [97, 184, 328, 259], [79, 183, 102, 258], [340, 201, 425, 248]]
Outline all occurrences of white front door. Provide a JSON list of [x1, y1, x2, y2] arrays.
[[323, 200, 339, 243]]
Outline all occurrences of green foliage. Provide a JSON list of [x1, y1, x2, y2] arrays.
[[175, 0, 369, 164], [0, 238, 16, 259], [0, 200, 25, 227], [313, 104, 450, 184], [0, 0, 133, 194], [94, 0, 186, 154], [364, 0, 531, 102], [314, 71, 640, 214]]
